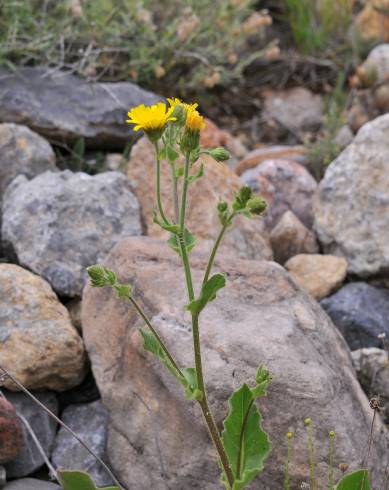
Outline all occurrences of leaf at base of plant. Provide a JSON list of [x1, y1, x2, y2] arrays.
[[59, 470, 120, 490], [335, 469, 371, 490]]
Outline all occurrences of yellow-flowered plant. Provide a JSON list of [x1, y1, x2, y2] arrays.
[[89, 98, 271, 490]]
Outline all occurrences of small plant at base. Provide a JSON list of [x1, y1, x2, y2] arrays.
[[88, 98, 270, 489]]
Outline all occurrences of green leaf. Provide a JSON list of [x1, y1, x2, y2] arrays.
[[73, 138, 85, 161], [175, 166, 184, 177], [153, 212, 180, 233], [140, 330, 202, 401], [186, 273, 226, 316], [188, 163, 204, 183], [59, 470, 119, 490], [167, 228, 196, 255], [114, 283, 132, 299], [336, 470, 371, 490], [221, 384, 271, 490]]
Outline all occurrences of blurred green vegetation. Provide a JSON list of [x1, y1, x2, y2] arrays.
[[0, 0, 272, 94]]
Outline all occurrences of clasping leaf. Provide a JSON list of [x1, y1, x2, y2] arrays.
[[140, 329, 202, 401], [59, 470, 120, 490], [186, 273, 226, 316], [335, 469, 371, 490], [167, 228, 196, 255], [220, 367, 272, 489]]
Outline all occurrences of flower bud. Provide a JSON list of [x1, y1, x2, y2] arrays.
[[217, 201, 228, 213], [246, 196, 267, 215], [287, 432, 294, 440], [208, 147, 231, 162]]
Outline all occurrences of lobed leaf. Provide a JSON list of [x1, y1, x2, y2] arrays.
[[59, 470, 119, 490], [186, 273, 226, 316], [221, 384, 271, 490], [335, 469, 371, 490]]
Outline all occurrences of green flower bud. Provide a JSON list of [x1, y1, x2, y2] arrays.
[[304, 418, 312, 426], [208, 147, 231, 162], [246, 196, 267, 215], [287, 431, 294, 440], [217, 201, 228, 213], [180, 128, 200, 154], [87, 265, 117, 288], [171, 104, 186, 126], [233, 185, 252, 211]]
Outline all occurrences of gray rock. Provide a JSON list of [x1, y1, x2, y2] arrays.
[[351, 347, 389, 422], [2, 170, 141, 297], [4, 392, 58, 479], [0, 67, 161, 150], [51, 401, 112, 487], [4, 479, 61, 490], [0, 124, 56, 196], [362, 43, 389, 84], [241, 159, 317, 230], [321, 282, 389, 350], [314, 114, 389, 280], [263, 87, 324, 134], [82, 236, 389, 490]]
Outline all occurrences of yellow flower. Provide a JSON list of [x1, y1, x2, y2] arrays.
[[185, 105, 205, 132], [126, 102, 175, 133], [167, 97, 198, 112]]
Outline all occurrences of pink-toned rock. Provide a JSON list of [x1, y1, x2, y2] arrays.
[[270, 210, 318, 264], [285, 254, 348, 300], [354, 0, 389, 43], [82, 236, 388, 489], [0, 398, 22, 464], [235, 145, 306, 176], [127, 137, 272, 261], [241, 159, 317, 230], [200, 119, 247, 159]]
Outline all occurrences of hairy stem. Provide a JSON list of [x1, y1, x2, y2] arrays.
[[155, 141, 169, 225], [128, 295, 183, 379], [177, 153, 235, 488], [202, 222, 229, 286], [0, 365, 125, 490], [170, 163, 179, 223]]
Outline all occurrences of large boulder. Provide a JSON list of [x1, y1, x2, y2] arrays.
[[0, 67, 161, 150], [314, 114, 389, 281], [0, 123, 56, 196], [127, 137, 272, 261], [0, 399, 22, 465], [0, 264, 85, 391], [321, 282, 389, 350], [4, 479, 61, 490], [51, 401, 112, 487], [4, 392, 58, 478], [241, 159, 317, 230], [82, 237, 388, 490], [2, 171, 141, 297]]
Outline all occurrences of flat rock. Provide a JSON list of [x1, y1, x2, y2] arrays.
[[0, 124, 56, 196], [0, 399, 22, 465], [4, 478, 61, 490], [314, 114, 389, 280], [351, 347, 389, 422], [0, 67, 161, 150], [4, 392, 58, 479], [285, 254, 347, 300], [270, 210, 318, 264], [127, 137, 272, 261], [321, 282, 389, 350], [235, 145, 306, 176], [241, 159, 317, 230], [0, 264, 85, 391], [82, 236, 388, 490], [2, 171, 141, 297], [51, 401, 112, 487]]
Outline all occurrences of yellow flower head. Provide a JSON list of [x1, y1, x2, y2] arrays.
[[126, 102, 175, 133], [185, 105, 205, 132]]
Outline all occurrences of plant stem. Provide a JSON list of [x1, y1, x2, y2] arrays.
[[171, 162, 179, 224], [202, 222, 229, 286], [0, 365, 125, 490], [128, 295, 183, 379], [155, 141, 170, 225], [177, 153, 235, 489]]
